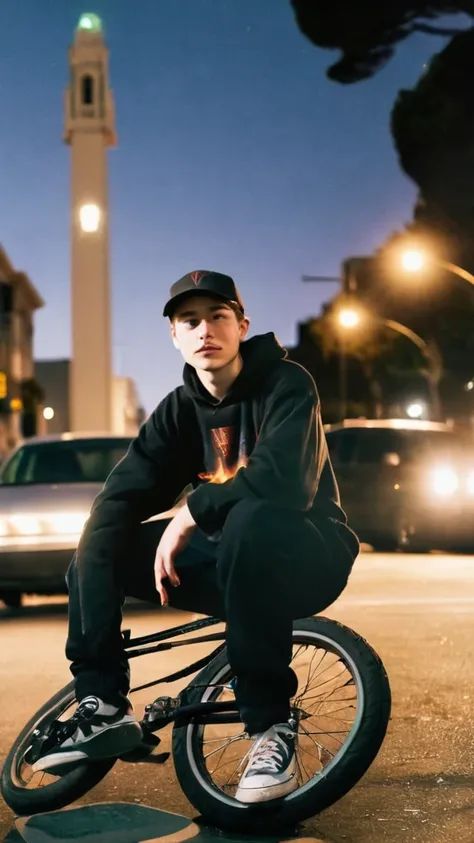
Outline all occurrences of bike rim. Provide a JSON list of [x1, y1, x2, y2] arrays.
[[184, 628, 365, 809], [10, 691, 78, 790]]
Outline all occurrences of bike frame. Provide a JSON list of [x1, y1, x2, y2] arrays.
[[123, 615, 242, 730]]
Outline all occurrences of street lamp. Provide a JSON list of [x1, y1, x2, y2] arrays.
[[401, 250, 425, 273], [400, 248, 474, 287], [336, 305, 442, 419], [337, 306, 432, 356], [338, 308, 360, 329], [301, 274, 349, 419]]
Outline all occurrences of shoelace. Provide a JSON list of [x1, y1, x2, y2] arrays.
[[246, 737, 289, 774]]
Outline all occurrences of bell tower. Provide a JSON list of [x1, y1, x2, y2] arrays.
[[64, 13, 116, 431]]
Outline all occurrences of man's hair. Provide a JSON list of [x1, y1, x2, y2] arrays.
[[227, 301, 246, 322]]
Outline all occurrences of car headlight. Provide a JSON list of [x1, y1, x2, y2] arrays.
[[9, 514, 42, 535], [432, 467, 459, 497], [46, 513, 88, 534], [2, 512, 88, 537]]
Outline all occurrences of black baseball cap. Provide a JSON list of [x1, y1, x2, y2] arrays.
[[163, 270, 245, 318]]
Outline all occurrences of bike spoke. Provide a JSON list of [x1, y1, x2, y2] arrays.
[[203, 733, 246, 761], [190, 632, 362, 804]]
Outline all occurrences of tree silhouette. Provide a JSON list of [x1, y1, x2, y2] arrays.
[[290, 1, 472, 83], [290, 2, 474, 265], [290, 1, 474, 421], [391, 28, 474, 269]]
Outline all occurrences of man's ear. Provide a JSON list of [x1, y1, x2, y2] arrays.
[[240, 317, 250, 341], [170, 323, 180, 350]]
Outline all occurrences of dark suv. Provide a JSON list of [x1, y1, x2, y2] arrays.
[[325, 419, 474, 553]]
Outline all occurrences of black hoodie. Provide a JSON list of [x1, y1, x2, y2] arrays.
[[77, 334, 359, 567]]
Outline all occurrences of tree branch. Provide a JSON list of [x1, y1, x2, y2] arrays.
[[412, 23, 466, 35]]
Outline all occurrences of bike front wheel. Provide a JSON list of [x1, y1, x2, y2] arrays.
[[172, 615, 391, 833], [0, 681, 115, 816]]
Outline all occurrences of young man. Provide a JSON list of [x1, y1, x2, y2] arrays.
[[33, 270, 359, 804]]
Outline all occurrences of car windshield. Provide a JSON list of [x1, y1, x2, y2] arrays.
[[397, 430, 468, 462], [0, 438, 132, 485], [327, 428, 470, 465]]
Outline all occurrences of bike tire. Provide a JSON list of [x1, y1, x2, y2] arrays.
[[172, 616, 391, 833], [1, 681, 115, 816]]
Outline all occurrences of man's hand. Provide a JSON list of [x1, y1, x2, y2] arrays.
[[154, 504, 196, 606]]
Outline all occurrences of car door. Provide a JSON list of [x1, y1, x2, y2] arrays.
[[327, 427, 402, 534], [326, 429, 360, 522]]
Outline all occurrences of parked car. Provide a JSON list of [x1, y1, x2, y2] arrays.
[[0, 433, 132, 608], [324, 418, 474, 553]]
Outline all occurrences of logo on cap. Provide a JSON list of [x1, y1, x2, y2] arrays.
[[190, 271, 208, 286]]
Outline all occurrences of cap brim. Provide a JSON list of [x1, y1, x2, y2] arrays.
[[163, 289, 237, 318]]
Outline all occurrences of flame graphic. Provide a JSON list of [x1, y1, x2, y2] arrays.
[[143, 460, 248, 523], [199, 456, 248, 484]]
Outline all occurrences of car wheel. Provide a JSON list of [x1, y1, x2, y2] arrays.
[[0, 591, 23, 609], [371, 539, 400, 552], [400, 543, 431, 554], [449, 546, 474, 555]]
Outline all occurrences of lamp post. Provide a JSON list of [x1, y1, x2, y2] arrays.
[[401, 249, 474, 287], [336, 307, 443, 420], [301, 275, 350, 418]]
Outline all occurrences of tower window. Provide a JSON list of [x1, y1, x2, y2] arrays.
[[81, 75, 94, 106]]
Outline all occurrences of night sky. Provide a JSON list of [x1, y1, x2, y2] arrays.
[[1, 1, 469, 413]]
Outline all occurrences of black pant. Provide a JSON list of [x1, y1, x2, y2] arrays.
[[65, 499, 354, 735]]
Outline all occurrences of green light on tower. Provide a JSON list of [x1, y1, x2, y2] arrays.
[[77, 13, 102, 32]]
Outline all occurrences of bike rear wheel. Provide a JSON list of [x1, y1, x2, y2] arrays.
[[172, 616, 391, 833]]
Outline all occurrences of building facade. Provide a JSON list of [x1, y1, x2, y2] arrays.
[[35, 359, 143, 437], [0, 247, 44, 456]]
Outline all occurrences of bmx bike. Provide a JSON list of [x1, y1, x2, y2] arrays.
[[1, 613, 391, 833]]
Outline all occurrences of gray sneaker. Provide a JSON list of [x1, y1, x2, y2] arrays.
[[235, 723, 298, 803], [31, 696, 143, 773]]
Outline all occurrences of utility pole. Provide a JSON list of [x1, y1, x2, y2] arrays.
[[301, 274, 348, 420]]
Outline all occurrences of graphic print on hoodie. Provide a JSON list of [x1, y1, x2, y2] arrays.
[[198, 404, 254, 487]]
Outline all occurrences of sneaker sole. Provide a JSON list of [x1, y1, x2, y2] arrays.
[[235, 775, 298, 804], [32, 721, 143, 773]]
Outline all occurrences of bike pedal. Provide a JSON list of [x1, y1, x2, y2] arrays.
[[142, 696, 181, 725]]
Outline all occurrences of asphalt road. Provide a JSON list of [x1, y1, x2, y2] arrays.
[[1, 550, 474, 843]]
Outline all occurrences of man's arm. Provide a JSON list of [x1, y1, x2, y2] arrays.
[[76, 392, 188, 566], [187, 368, 322, 535]]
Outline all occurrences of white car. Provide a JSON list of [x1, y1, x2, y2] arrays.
[[0, 433, 132, 608]]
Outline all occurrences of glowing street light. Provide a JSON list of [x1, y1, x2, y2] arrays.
[[400, 247, 474, 288], [337, 308, 361, 329], [401, 249, 425, 273], [79, 203, 101, 233], [338, 305, 429, 354], [43, 407, 55, 421]]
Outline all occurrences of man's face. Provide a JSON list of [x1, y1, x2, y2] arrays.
[[170, 295, 249, 371]]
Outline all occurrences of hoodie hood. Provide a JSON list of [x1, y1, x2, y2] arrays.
[[183, 332, 287, 407]]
